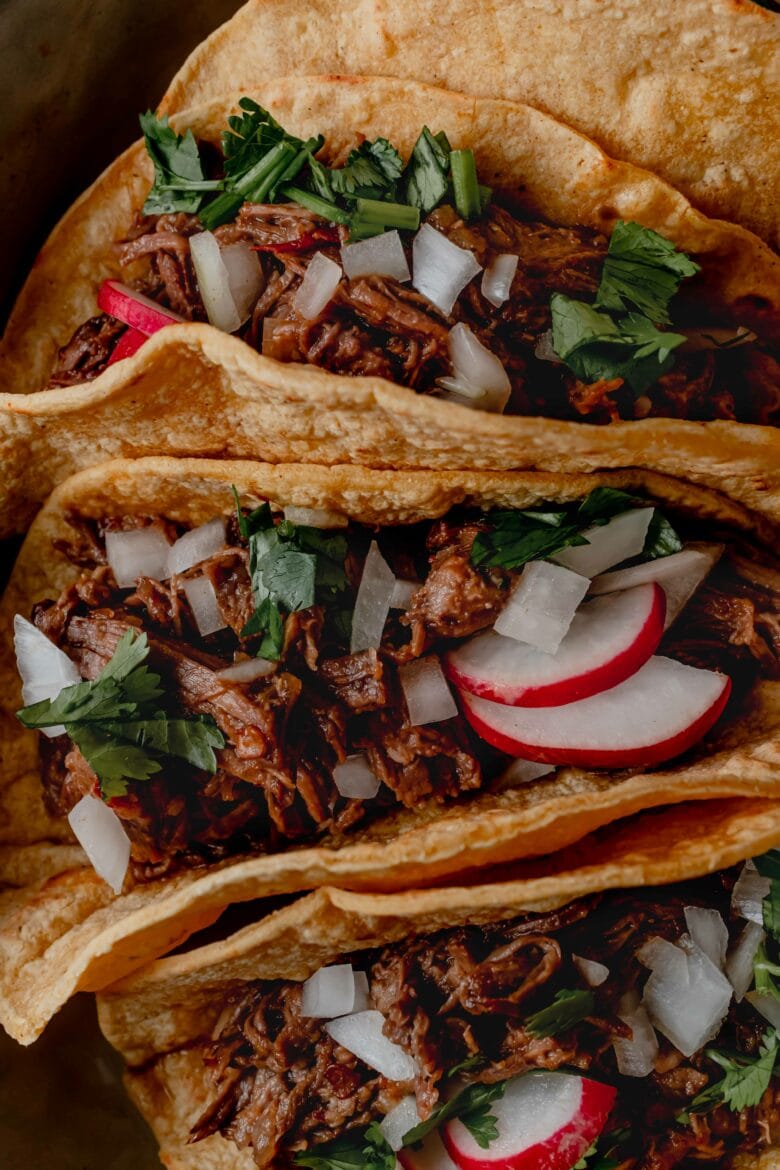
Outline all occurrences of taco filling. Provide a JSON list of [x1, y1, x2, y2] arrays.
[[180, 860, 780, 1169], [13, 485, 780, 893], [48, 101, 779, 426]]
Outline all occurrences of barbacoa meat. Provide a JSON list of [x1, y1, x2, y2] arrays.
[[189, 875, 780, 1169]]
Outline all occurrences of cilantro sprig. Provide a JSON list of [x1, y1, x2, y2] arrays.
[[756, 849, 780, 942], [550, 222, 700, 395], [294, 1122, 395, 1170], [685, 1030, 779, 1116], [402, 1080, 506, 1150], [526, 988, 595, 1038], [140, 112, 218, 215], [470, 486, 681, 571], [17, 630, 224, 798]]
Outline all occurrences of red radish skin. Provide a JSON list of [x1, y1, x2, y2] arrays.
[[107, 327, 147, 365], [445, 584, 665, 708], [98, 280, 183, 335], [400, 1132, 460, 1170], [459, 657, 731, 769], [442, 1075, 616, 1170]]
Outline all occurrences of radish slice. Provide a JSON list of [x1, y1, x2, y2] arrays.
[[190, 231, 242, 333], [481, 253, 518, 308], [341, 230, 411, 282], [442, 1072, 615, 1170], [97, 280, 183, 334], [283, 505, 348, 529], [105, 528, 171, 588], [294, 251, 342, 319], [324, 1011, 417, 1080], [731, 860, 771, 924], [445, 323, 511, 413], [390, 578, 420, 609], [726, 921, 765, 1001], [301, 964, 361, 1019], [168, 518, 227, 576], [67, 793, 131, 895], [380, 1096, 421, 1152], [746, 990, 780, 1029], [589, 544, 723, 628], [216, 658, 277, 683], [220, 241, 264, 322], [552, 509, 654, 577], [446, 583, 665, 708], [14, 615, 82, 737], [458, 656, 730, 768], [412, 223, 482, 315], [494, 561, 590, 654], [684, 906, 728, 970], [350, 541, 396, 653], [613, 991, 658, 1078], [499, 758, 555, 785], [640, 937, 732, 1057], [400, 655, 458, 726], [182, 576, 227, 637], [107, 327, 146, 366], [573, 955, 609, 987], [400, 1130, 460, 1170], [333, 753, 381, 800]]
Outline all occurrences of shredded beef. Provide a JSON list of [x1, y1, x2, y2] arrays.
[[48, 314, 128, 387]]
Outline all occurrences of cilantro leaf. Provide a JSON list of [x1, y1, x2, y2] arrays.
[[329, 138, 404, 200], [595, 221, 700, 325], [644, 510, 683, 559], [755, 850, 780, 881], [67, 724, 163, 797], [576, 487, 638, 524], [294, 1122, 395, 1170], [526, 988, 595, 1038], [140, 111, 211, 216], [688, 1031, 779, 1115], [753, 942, 780, 1000], [756, 851, 780, 944], [402, 1081, 505, 1149], [403, 126, 450, 212]]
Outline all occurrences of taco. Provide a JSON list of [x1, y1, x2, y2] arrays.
[[1, 78, 779, 537], [159, 1, 780, 249], [2, 456, 780, 1044], [96, 799, 780, 1170]]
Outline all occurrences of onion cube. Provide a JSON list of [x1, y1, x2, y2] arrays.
[[499, 758, 555, 786], [14, 615, 81, 737], [684, 906, 728, 970], [294, 251, 342, 320], [67, 794, 131, 895], [301, 964, 359, 1018], [334, 753, 381, 800], [106, 527, 171, 588], [481, 253, 518, 308], [168, 518, 227, 576], [390, 578, 419, 610], [216, 658, 277, 683], [726, 921, 765, 1001], [573, 955, 609, 987], [494, 561, 590, 654], [341, 231, 411, 282], [446, 323, 511, 414], [325, 1010, 417, 1080], [220, 242, 264, 323], [379, 1096, 421, 1151], [352, 971, 370, 1013], [412, 223, 481, 315], [182, 576, 226, 637], [553, 509, 654, 578], [283, 505, 348, 529], [350, 541, 396, 653], [641, 937, 732, 1057], [400, 656, 458, 726], [613, 992, 658, 1077], [746, 990, 780, 1030], [731, 860, 771, 924], [190, 231, 243, 333]]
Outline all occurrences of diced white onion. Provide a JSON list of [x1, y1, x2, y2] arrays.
[[589, 544, 723, 629], [746, 990, 780, 1029], [552, 509, 654, 578], [640, 936, 732, 1057], [301, 964, 360, 1019], [390, 578, 419, 610], [613, 991, 658, 1078], [182, 576, 227, 637], [350, 541, 396, 654], [412, 223, 482, 315], [333, 753, 381, 800], [294, 251, 342, 320], [325, 1010, 417, 1080], [168, 518, 227, 576], [220, 241, 264, 323], [534, 330, 561, 364], [481, 253, 519, 308], [400, 655, 458, 726], [379, 1096, 421, 1151], [445, 323, 511, 413], [67, 793, 131, 895], [283, 505, 348, 529], [726, 921, 765, 1002], [341, 230, 411, 282], [494, 560, 590, 654], [732, 860, 771, 924], [352, 971, 370, 1013], [684, 906, 729, 970], [499, 757, 556, 786], [105, 527, 171, 588], [190, 230, 243, 333], [14, 615, 81, 738], [573, 955, 610, 987], [216, 657, 277, 683]]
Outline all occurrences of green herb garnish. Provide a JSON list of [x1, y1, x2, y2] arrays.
[[294, 1121, 395, 1170], [450, 149, 480, 220], [140, 112, 216, 216], [17, 630, 224, 798], [402, 1080, 505, 1150], [526, 988, 595, 1038], [756, 850, 780, 943], [595, 220, 700, 324], [402, 126, 451, 213], [686, 1031, 779, 1115]]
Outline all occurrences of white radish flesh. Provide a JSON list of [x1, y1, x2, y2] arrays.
[[493, 561, 590, 654], [589, 544, 723, 628], [499, 758, 556, 785]]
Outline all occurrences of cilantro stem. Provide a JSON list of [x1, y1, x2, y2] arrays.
[[451, 149, 480, 220], [273, 136, 325, 194], [279, 185, 351, 225], [349, 197, 420, 239]]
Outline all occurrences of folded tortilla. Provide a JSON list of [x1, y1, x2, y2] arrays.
[[2, 455, 780, 1045], [159, 2, 780, 250], [1, 77, 779, 538], [95, 798, 780, 1170]]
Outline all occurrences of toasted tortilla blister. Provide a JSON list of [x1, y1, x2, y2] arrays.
[[2, 456, 780, 1045], [1, 77, 780, 538], [95, 799, 780, 1170]]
